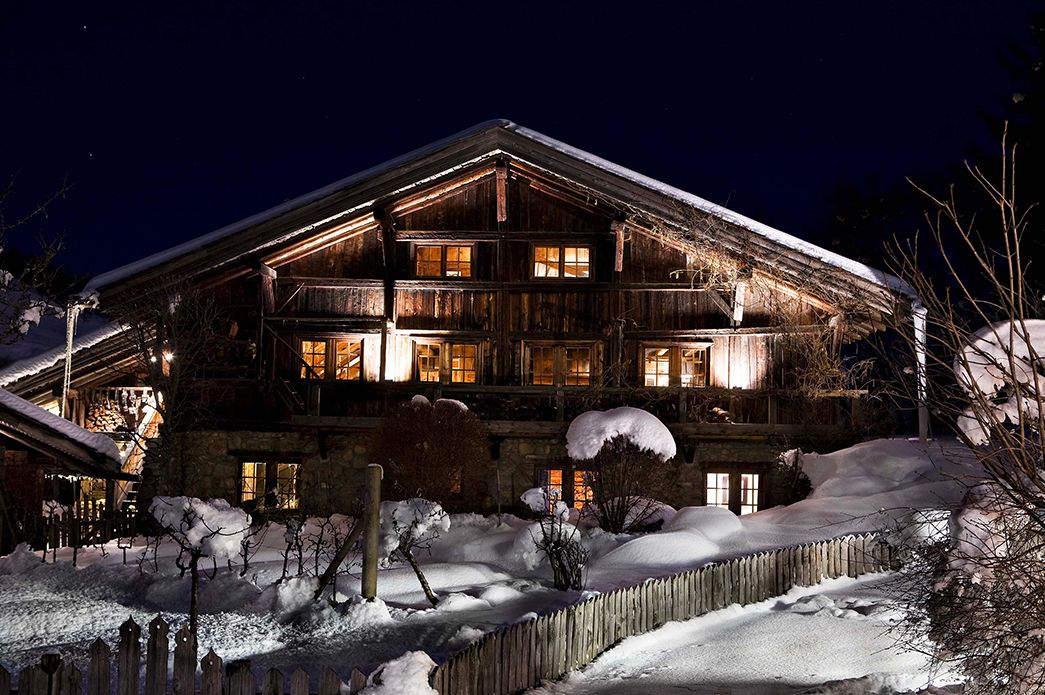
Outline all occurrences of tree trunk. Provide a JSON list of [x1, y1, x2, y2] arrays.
[[189, 554, 200, 639], [402, 548, 438, 606]]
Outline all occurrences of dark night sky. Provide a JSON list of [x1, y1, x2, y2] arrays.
[[1, 1, 1040, 280]]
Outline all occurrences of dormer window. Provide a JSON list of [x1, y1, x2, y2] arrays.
[[532, 244, 591, 278], [415, 244, 473, 278]]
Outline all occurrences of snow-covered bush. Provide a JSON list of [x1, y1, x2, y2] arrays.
[[363, 650, 438, 695], [520, 490, 587, 590], [566, 407, 676, 533], [379, 499, 450, 605], [149, 496, 251, 635]]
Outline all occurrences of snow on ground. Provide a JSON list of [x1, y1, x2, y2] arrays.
[[0, 437, 981, 688], [528, 573, 962, 695]]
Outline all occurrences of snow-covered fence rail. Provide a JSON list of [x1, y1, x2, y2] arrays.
[[429, 532, 898, 694], [0, 616, 369, 695]]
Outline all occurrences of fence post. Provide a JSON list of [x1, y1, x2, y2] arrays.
[[199, 651, 222, 695], [86, 639, 111, 695], [0, 666, 10, 695], [116, 619, 141, 695], [145, 617, 169, 695], [172, 626, 195, 695], [289, 669, 308, 695]]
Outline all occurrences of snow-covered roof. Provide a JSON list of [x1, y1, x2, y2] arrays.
[[0, 321, 126, 388], [0, 387, 123, 472], [83, 120, 916, 303]]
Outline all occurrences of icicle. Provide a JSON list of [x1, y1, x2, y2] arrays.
[[60, 300, 82, 420]]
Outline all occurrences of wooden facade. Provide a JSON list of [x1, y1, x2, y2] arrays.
[[0, 121, 906, 517]]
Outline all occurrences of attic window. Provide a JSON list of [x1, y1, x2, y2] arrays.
[[415, 244, 473, 278], [533, 244, 591, 278]]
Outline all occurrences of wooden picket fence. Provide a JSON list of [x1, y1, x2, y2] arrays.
[[0, 533, 896, 695], [429, 532, 898, 694]]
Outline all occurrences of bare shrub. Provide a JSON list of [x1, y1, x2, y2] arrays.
[[370, 397, 491, 512], [579, 436, 672, 533]]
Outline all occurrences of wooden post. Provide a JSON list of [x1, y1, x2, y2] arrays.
[[87, 639, 110, 695], [172, 626, 195, 695], [361, 464, 383, 600], [199, 651, 222, 695], [117, 619, 141, 695], [145, 617, 169, 695], [0, 665, 10, 695], [289, 670, 309, 695], [611, 220, 625, 273], [495, 163, 508, 223]]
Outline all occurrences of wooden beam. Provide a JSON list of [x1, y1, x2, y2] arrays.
[[732, 281, 746, 326], [611, 220, 625, 272], [496, 163, 508, 223]]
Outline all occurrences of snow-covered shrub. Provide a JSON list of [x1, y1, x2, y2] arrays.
[[520, 490, 587, 590], [363, 650, 437, 695], [379, 499, 450, 605], [149, 496, 251, 635], [566, 407, 676, 533], [369, 396, 491, 511]]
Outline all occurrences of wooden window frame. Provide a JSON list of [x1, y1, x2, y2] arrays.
[[240, 461, 301, 511], [297, 337, 364, 381], [703, 467, 764, 515], [412, 242, 476, 279], [538, 466, 594, 510], [523, 342, 597, 387], [530, 243, 593, 280], [641, 342, 711, 388], [413, 340, 482, 384]]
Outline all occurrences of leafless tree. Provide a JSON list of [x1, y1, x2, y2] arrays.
[[381, 501, 447, 606], [885, 126, 1045, 692], [527, 495, 588, 591], [577, 436, 672, 533]]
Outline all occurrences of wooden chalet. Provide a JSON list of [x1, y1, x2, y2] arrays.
[[0, 121, 920, 518]]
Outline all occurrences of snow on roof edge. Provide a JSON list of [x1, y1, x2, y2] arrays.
[[503, 123, 917, 300], [85, 119, 917, 303], [0, 387, 122, 466], [0, 321, 127, 388], [84, 120, 512, 293]]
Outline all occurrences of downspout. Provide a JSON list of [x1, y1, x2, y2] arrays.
[[912, 300, 929, 442]]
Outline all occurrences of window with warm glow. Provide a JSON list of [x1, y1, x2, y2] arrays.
[[241, 462, 300, 510], [300, 340, 326, 379], [533, 244, 591, 278], [444, 246, 472, 277], [642, 345, 710, 387], [415, 244, 472, 278], [681, 347, 708, 387], [563, 347, 591, 386], [527, 344, 595, 386], [451, 344, 477, 383], [416, 343, 441, 382], [644, 348, 671, 386], [706, 473, 731, 509], [540, 468, 593, 510], [415, 246, 443, 277], [334, 340, 363, 380], [530, 346, 556, 385], [739, 473, 760, 515]]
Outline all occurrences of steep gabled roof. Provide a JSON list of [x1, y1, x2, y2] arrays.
[[83, 120, 915, 311]]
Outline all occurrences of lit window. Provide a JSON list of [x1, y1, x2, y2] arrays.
[[706, 473, 731, 510], [415, 342, 480, 383], [681, 347, 708, 387], [415, 244, 472, 278], [533, 246, 560, 277], [641, 345, 710, 387], [540, 468, 594, 510], [573, 470, 593, 509], [740, 474, 760, 515], [445, 246, 472, 277], [530, 346, 556, 385], [300, 340, 326, 379], [564, 347, 591, 386], [563, 246, 590, 278], [451, 344, 477, 383], [335, 340, 362, 381], [533, 244, 591, 279], [240, 462, 301, 510], [415, 246, 443, 277], [527, 344, 595, 386], [644, 348, 671, 387], [416, 344, 441, 382]]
